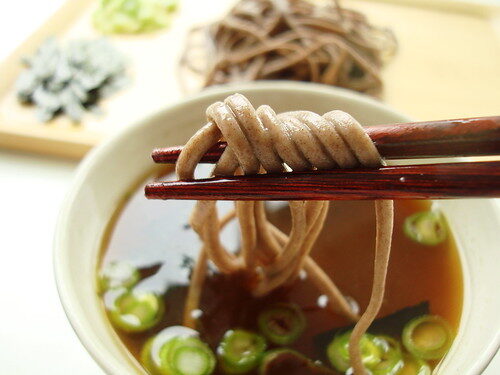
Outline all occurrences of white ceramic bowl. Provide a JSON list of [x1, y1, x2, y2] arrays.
[[54, 81, 500, 375]]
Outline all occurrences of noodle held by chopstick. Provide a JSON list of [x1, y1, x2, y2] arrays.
[[179, 0, 396, 95], [175, 93, 394, 373]]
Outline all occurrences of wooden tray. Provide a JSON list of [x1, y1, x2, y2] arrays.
[[0, 0, 499, 159]]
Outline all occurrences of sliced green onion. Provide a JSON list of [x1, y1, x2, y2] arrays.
[[141, 327, 204, 375], [171, 346, 208, 374], [217, 329, 267, 374], [260, 349, 300, 373], [93, 0, 179, 35], [402, 315, 453, 360], [171, 346, 215, 375], [370, 336, 404, 375], [398, 354, 431, 375], [404, 211, 448, 246], [141, 337, 159, 375], [326, 331, 383, 372], [108, 289, 164, 332], [257, 303, 306, 345], [158, 336, 215, 375], [259, 349, 332, 374], [99, 261, 140, 292], [374, 336, 401, 352]]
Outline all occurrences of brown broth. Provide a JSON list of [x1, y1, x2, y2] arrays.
[[99, 171, 463, 374]]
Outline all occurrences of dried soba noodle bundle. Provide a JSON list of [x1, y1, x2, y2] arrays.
[[180, 0, 396, 95], [176, 93, 394, 374]]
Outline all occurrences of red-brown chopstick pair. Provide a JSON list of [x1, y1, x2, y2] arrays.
[[145, 116, 500, 201]]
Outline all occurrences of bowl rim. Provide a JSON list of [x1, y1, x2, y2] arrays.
[[53, 80, 500, 375]]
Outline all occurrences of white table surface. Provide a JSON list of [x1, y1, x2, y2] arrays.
[[0, 1, 498, 374]]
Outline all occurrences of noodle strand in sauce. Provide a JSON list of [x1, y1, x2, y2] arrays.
[[176, 93, 393, 374]]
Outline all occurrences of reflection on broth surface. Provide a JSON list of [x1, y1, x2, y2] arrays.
[[99, 170, 462, 375]]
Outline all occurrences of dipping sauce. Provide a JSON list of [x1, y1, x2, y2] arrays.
[[98, 170, 462, 374]]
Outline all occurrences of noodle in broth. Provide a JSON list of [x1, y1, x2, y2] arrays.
[[176, 94, 393, 374]]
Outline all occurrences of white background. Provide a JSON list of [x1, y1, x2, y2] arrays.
[[0, 1, 498, 374]]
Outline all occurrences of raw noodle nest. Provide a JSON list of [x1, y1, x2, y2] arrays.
[[179, 0, 397, 95]]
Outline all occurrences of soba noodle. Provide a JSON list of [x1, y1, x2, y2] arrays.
[[179, 0, 397, 96], [175, 94, 394, 374]]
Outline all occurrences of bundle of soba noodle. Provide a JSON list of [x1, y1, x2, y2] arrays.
[[179, 0, 396, 95], [176, 93, 394, 375]]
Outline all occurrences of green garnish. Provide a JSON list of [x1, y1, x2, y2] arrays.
[[217, 329, 267, 374], [160, 337, 215, 375], [142, 335, 215, 375], [326, 331, 383, 372], [327, 333, 406, 374], [404, 210, 448, 246], [314, 302, 430, 350], [141, 328, 211, 375], [260, 349, 335, 374], [99, 261, 140, 292], [370, 336, 404, 375], [141, 337, 159, 374], [376, 335, 401, 352], [402, 315, 453, 360], [399, 354, 431, 375], [93, 0, 179, 34], [108, 289, 164, 332], [257, 303, 306, 345]]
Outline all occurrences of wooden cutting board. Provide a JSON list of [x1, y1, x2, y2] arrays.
[[0, 0, 499, 159]]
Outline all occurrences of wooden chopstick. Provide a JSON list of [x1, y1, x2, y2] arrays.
[[145, 161, 500, 201], [152, 116, 500, 163]]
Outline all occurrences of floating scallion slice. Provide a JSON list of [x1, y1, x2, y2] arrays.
[[375, 336, 401, 352], [370, 336, 404, 375], [158, 336, 215, 375], [404, 211, 448, 246], [99, 261, 140, 292], [108, 289, 164, 332], [260, 349, 300, 373], [141, 337, 159, 375], [217, 329, 267, 374], [326, 331, 383, 372], [172, 346, 214, 375], [399, 354, 431, 375], [402, 315, 453, 360], [258, 303, 306, 345], [259, 349, 334, 374]]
